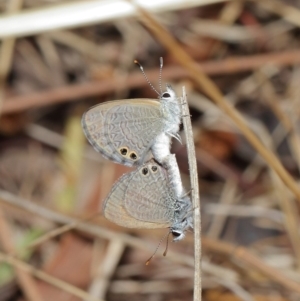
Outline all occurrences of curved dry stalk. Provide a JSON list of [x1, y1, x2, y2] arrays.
[[132, 1, 300, 204], [0, 251, 104, 301], [181, 87, 202, 301], [252, 0, 300, 28]]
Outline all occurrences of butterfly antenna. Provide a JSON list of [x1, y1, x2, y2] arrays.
[[134, 59, 159, 96], [159, 57, 163, 94], [145, 231, 170, 265], [163, 231, 171, 256]]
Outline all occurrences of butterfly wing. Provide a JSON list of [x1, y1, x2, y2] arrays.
[[103, 167, 170, 229], [124, 162, 176, 225], [82, 99, 165, 167]]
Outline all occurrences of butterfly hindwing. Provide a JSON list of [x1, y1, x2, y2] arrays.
[[103, 162, 174, 229], [124, 162, 176, 224]]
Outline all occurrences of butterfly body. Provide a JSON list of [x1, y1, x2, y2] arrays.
[[103, 161, 193, 241], [82, 85, 181, 166]]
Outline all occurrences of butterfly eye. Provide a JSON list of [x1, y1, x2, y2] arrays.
[[172, 231, 181, 237], [162, 92, 171, 98], [119, 147, 128, 156], [129, 152, 138, 160], [171, 230, 185, 241], [151, 166, 158, 173], [142, 167, 149, 175]]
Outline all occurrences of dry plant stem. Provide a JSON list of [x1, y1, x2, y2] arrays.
[[109, 280, 193, 294], [29, 212, 100, 248], [133, 2, 300, 203], [181, 87, 202, 301], [87, 240, 125, 300], [203, 237, 300, 294], [269, 171, 300, 267], [0, 251, 104, 301], [0, 189, 193, 268], [1, 189, 300, 294], [0, 208, 44, 301], [207, 180, 237, 239], [0, 0, 44, 298], [46, 31, 105, 62], [0, 0, 23, 114], [0, 0, 228, 38], [255, 70, 300, 267], [2, 49, 300, 115], [252, 0, 300, 28]]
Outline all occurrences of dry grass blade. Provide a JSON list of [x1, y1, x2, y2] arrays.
[[87, 240, 125, 300], [0, 189, 194, 268], [252, 0, 300, 28], [0, 0, 23, 114], [254, 69, 300, 267], [203, 237, 300, 294], [181, 87, 202, 300], [28, 212, 100, 248], [1, 189, 300, 293], [0, 252, 104, 301], [2, 49, 300, 114], [0, 1, 44, 301], [131, 1, 300, 204], [0, 208, 43, 301], [0, 0, 228, 38]]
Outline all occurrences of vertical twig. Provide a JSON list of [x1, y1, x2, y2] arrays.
[[181, 87, 202, 301], [0, 0, 23, 114]]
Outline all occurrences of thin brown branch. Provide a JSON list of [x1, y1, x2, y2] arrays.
[[0, 251, 104, 301], [203, 237, 300, 294], [0, 208, 44, 301], [1, 189, 300, 294], [0, 189, 195, 268], [2, 49, 300, 114]]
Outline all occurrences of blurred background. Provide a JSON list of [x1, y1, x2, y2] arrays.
[[0, 0, 300, 300]]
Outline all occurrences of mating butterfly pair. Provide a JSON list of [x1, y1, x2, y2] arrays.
[[82, 69, 193, 241]]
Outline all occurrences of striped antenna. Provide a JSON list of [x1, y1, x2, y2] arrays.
[[145, 230, 171, 265], [159, 57, 163, 94], [134, 59, 159, 96]]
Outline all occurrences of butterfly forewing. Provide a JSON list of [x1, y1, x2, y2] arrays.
[[82, 99, 165, 167]]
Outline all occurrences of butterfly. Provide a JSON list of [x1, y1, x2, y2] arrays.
[[103, 160, 193, 241], [81, 84, 182, 167]]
